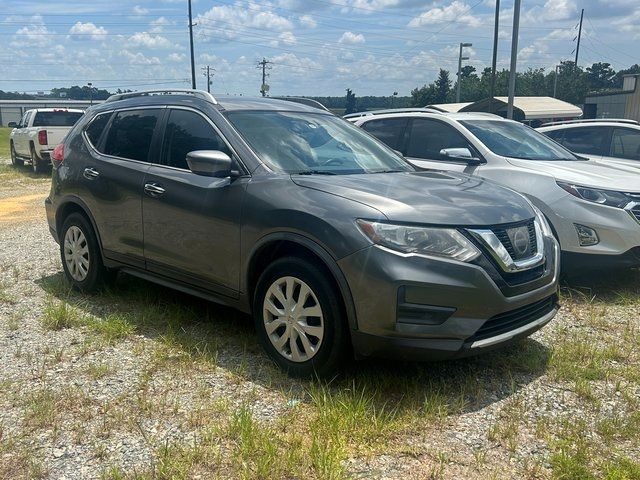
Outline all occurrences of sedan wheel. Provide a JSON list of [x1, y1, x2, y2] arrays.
[[63, 225, 90, 282], [263, 276, 325, 362]]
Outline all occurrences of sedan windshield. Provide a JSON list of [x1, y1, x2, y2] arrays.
[[225, 110, 414, 174], [461, 120, 580, 161]]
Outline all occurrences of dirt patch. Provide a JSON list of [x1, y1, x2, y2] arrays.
[[0, 193, 48, 224]]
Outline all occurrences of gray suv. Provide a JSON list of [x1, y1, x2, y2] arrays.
[[45, 89, 560, 376]]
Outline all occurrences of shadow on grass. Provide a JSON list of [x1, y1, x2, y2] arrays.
[[561, 267, 640, 304], [0, 162, 52, 181], [38, 270, 552, 419]]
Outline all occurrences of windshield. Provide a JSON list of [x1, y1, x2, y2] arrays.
[[225, 110, 414, 174], [461, 120, 580, 161], [33, 111, 84, 127]]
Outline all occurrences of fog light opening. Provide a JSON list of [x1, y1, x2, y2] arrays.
[[574, 224, 599, 246]]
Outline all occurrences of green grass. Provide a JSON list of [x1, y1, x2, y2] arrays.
[[0, 127, 10, 158]]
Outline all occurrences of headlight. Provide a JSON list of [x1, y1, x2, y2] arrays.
[[531, 205, 554, 238], [356, 219, 480, 262], [557, 182, 630, 208]]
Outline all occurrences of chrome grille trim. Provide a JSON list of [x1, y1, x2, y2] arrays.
[[468, 219, 545, 273]]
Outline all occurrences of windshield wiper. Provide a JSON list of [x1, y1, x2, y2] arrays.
[[293, 170, 338, 175], [371, 169, 405, 173]]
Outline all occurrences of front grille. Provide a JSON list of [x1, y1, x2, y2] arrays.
[[467, 295, 557, 343], [631, 206, 640, 223], [491, 220, 537, 260]]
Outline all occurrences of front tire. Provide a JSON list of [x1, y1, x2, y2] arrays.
[[60, 213, 110, 293], [253, 256, 349, 377], [10, 142, 23, 166]]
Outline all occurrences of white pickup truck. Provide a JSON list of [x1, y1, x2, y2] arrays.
[[9, 108, 84, 173]]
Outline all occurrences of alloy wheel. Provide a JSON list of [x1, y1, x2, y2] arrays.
[[64, 226, 90, 281], [263, 276, 325, 362]]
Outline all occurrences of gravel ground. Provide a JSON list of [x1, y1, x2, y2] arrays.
[[0, 157, 639, 479]]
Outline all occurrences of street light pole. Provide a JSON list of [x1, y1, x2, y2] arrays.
[[553, 64, 559, 98], [506, 0, 521, 120], [456, 42, 472, 103], [188, 0, 196, 89], [489, 0, 500, 113], [87, 82, 93, 106]]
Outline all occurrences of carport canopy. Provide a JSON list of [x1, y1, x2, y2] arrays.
[[459, 96, 582, 121]]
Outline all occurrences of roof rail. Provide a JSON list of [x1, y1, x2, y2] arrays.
[[105, 89, 218, 105], [540, 118, 639, 127], [343, 107, 440, 119]]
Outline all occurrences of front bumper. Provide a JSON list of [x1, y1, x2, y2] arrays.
[[547, 194, 640, 261], [338, 239, 559, 361]]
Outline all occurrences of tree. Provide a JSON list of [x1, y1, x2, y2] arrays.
[[345, 88, 357, 114], [410, 84, 438, 107], [434, 69, 451, 103], [586, 62, 616, 91]]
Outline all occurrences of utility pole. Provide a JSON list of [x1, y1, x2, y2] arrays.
[[489, 0, 500, 113], [456, 42, 472, 103], [257, 58, 272, 97], [506, 0, 521, 120], [201, 65, 214, 93], [553, 64, 559, 98], [188, 0, 196, 89], [87, 82, 93, 106], [574, 8, 584, 67]]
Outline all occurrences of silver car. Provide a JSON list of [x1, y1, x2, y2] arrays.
[[351, 111, 640, 271], [538, 119, 640, 171]]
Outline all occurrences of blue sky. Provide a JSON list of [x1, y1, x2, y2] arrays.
[[1, 0, 638, 96]]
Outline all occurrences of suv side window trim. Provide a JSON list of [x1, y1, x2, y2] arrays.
[[96, 106, 167, 166], [406, 117, 485, 163], [82, 111, 115, 153], [156, 105, 250, 176]]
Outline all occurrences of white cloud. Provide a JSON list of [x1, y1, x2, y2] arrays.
[[168, 52, 186, 62], [132, 5, 149, 15], [119, 49, 162, 65], [339, 31, 365, 44], [12, 23, 51, 47], [128, 31, 172, 48], [150, 16, 173, 33], [68, 22, 108, 41], [408, 1, 482, 28], [279, 31, 297, 45], [299, 15, 317, 28], [195, 4, 292, 42]]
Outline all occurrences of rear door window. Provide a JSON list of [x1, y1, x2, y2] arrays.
[[556, 127, 609, 155], [84, 113, 112, 150], [162, 109, 231, 170], [361, 118, 409, 152], [33, 111, 84, 127], [406, 118, 470, 160], [103, 109, 162, 162], [611, 128, 640, 160]]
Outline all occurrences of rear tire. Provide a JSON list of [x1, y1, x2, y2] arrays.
[[10, 142, 23, 166], [253, 256, 349, 378], [30, 145, 48, 174], [60, 213, 111, 293]]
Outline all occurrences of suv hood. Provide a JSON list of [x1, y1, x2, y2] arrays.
[[506, 158, 640, 193], [292, 171, 533, 226]]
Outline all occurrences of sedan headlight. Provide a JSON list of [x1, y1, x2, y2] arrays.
[[557, 182, 630, 208], [356, 219, 480, 262]]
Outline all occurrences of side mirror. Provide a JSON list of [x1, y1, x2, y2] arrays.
[[7, 122, 17, 128], [440, 147, 483, 165], [186, 150, 237, 177]]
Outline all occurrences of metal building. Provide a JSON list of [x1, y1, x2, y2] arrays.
[[0, 99, 102, 126], [584, 74, 640, 121]]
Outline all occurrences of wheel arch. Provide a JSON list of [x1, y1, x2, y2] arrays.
[[245, 232, 359, 331], [55, 197, 106, 263]]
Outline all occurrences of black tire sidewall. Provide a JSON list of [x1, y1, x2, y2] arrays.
[[253, 256, 348, 377], [60, 213, 104, 293], [31, 146, 43, 173], [10, 142, 22, 166]]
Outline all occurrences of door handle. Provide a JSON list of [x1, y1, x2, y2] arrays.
[[144, 182, 165, 197], [83, 167, 100, 180]]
